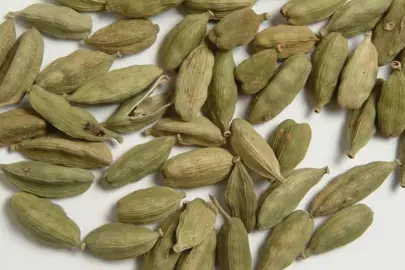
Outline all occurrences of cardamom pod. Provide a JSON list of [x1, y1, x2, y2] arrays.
[[106, 0, 182, 18], [55, 0, 106, 11], [337, 32, 378, 109], [320, 0, 392, 37], [175, 43, 214, 121], [0, 108, 47, 147], [208, 8, 268, 50], [117, 186, 186, 224], [35, 49, 116, 95], [10, 192, 83, 249], [182, 0, 255, 20], [174, 198, 217, 252], [234, 49, 278, 95], [28, 85, 123, 143], [0, 19, 16, 68], [160, 12, 211, 70], [257, 210, 314, 270], [84, 19, 159, 55], [104, 136, 175, 188], [84, 223, 162, 260], [0, 161, 94, 198], [7, 3, 92, 40], [0, 28, 43, 107], [205, 50, 237, 134], [252, 25, 319, 59], [311, 32, 349, 113], [309, 160, 399, 217], [10, 136, 113, 169], [398, 134, 405, 187], [257, 167, 329, 230], [145, 116, 226, 147], [377, 61, 405, 137], [248, 54, 312, 124], [224, 157, 257, 232], [103, 75, 172, 133], [230, 118, 285, 183], [268, 119, 312, 173], [67, 65, 163, 104], [303, 204, 373, 258], [163, 147, 233, 188]]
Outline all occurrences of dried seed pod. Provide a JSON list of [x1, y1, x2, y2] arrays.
[[55, 0, 106, 12], [163, 147, 233, 188], [175, 43, 214, 121], [0, 19, 16, 68], [84, 223, 162, 260], [234, 49, 278, 95], [303, 204, 373, 258], [311, 32, 349, 113], [337, 32, 378, 109], [84, 19, 159, 55], [106, 0, 182, 18], [230, 118, 285, 183], [10, 192, 82, 249], [257, 167, 328, 230], [248, 54, 312, 124], [36, 49, 116, 95], [104, 137, 175, 188], [182, 0, 255, 20], [0, 161, 94, 198], [7, 3, 92, 40], [310, 160, 399, 217], [257, 210, 314, 270]]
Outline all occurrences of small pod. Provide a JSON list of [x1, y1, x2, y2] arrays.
[[84, 223, 162, 260], [106, 0, 182, 18], [7, 3, 92, 40], [310, 160, 399, 217], [104, 136, 176, 188], [55, 0, 106, 12], [181, 0, 255, 20], [248, 54, 312, 124], [0, 19, 16, 68]]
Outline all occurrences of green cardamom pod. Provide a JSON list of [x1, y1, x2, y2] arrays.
[[398, 134, 405, 188], [248, 54, 312, 124], [0, 19, 16, 68], [311, 32, 349, 113], [182, 0, 255, 20], [7, 3, 92, 40], [55, 0, 106, 12], [104, 136, 175, 188], [10, 192, 83, 249], [0, 161, 94, 198], [106, 0, 183, 18], [35, 49, 117, 95], [28, 85, 123, 143], [235, 49, 278, 95], [84, 223, 162, 260], [310, 160, 399, 217], [117, 186, 186, 224], [257, 210, 314, 270], [257, 167, 329, 230], [84, 19, 159, 55], [303, 204, 373, 258], [163, 147, 233, 188]]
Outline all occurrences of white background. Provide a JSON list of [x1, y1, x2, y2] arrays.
[[0, 0, 403, 269]]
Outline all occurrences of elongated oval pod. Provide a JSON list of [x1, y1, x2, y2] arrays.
[[0, 19, 16, 68]]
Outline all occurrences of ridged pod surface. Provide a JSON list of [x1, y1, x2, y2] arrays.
[[0, 19, 16, 68], [182, 0, 254, 20], [106, 0, 183, 18], [55, 0, 106, 12]]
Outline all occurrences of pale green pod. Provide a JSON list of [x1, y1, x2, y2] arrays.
[[28, 85, 123, 143], [7, 3, 92, 40], [0, 161, 94, 198], [182, 0, 254, 19], [320, 0, 392, 37], [10, 136, 113, 169], [311, 32, 349, 113], [205, 50, 238, 134], [55, 0, 106, 11], [257, 210, 314, 270], [257, 167, 329, 230], [310, 160, 399, 217], [67, 65, 163, 104], [10, 192, 82, 249], [174, 198, 217, 252], [303, 204, 373, 258], [0, 19, 16, 68], [337, 32, 378, 109], [106, 0, 182, 18], [0, 28, 43, 107], [175, 43, 214, 121], [36, 49, 117, 95], [84, 223, 162, 260], [398, 134, 405, 187], [117, 186, 186, 224], [248, 54, 312, 124], [104, 136, 176, 188], [230, 118, 285, 183]]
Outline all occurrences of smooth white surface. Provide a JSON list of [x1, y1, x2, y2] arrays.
[[0, 0, 402, 269]]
